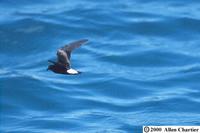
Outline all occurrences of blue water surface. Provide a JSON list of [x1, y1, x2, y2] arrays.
[[1, 0, 200, 132]]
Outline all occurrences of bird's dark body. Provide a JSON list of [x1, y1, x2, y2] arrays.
[[48, 65, 68, 74], [48, 64, 81, 75]]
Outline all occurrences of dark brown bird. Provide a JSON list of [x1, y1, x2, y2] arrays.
[[47, 39, 89, 75]]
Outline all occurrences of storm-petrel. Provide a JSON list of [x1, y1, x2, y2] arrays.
[[47, 39, 88, 75]]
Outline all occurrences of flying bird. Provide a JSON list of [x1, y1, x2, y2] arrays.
[[47, 39, 89, 75]]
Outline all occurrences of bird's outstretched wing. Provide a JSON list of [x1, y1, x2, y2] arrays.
[[61, 39, 88, 59], [56, 39, 88, 68]]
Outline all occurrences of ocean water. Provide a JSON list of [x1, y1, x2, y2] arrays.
[[1, 0, 200, 132]]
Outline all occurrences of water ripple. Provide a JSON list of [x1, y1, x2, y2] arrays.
[[1, 1, 200, 133]]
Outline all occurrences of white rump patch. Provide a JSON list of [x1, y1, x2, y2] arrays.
[[67, 69, 78, 74]]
